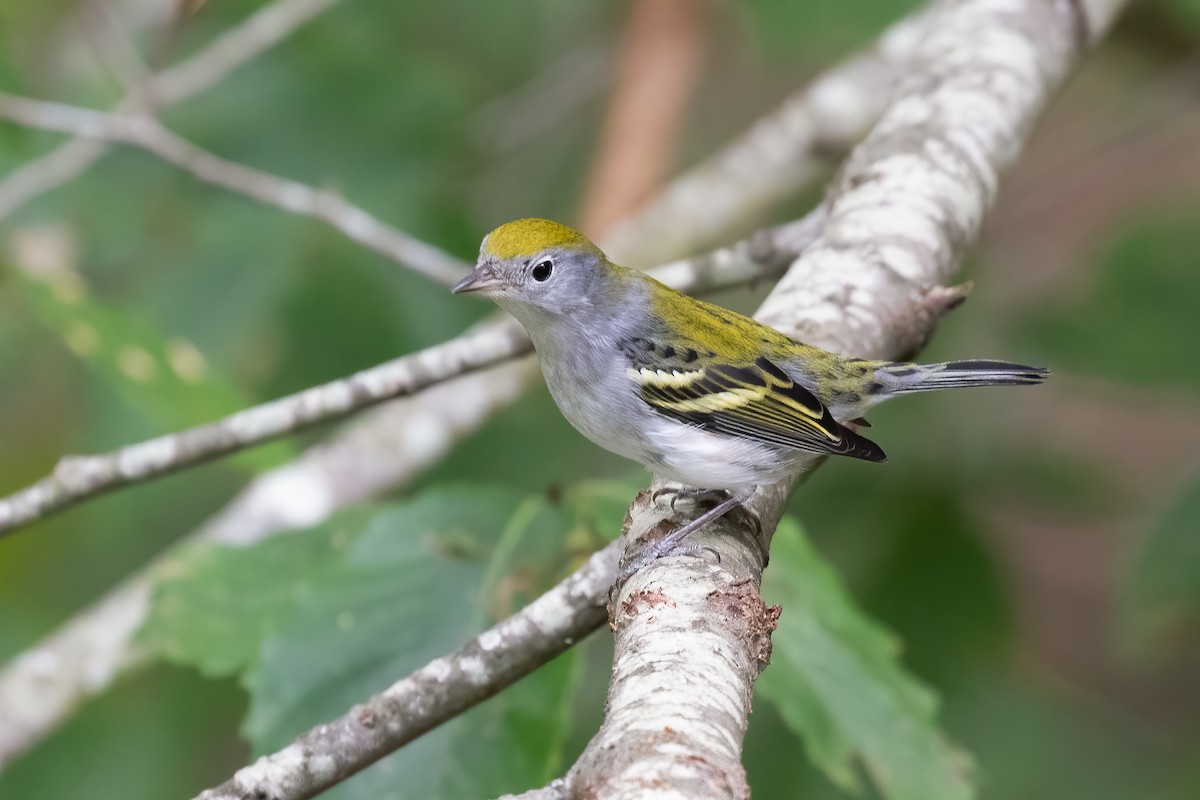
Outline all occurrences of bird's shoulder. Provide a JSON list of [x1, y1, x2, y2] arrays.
[[636, 280, 795, 362]]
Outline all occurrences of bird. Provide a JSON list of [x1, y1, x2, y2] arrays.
[[452, 217, 1048, 566]]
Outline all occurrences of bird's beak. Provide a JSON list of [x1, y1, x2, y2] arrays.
[[451, 265, 503, 295]]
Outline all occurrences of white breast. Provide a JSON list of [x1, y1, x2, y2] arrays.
[[640, 415, 804, 492], [536, 345, 651, 464]]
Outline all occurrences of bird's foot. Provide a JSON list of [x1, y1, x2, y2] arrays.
[[614, 491, 746, 589], [650, 485, 733, 513]]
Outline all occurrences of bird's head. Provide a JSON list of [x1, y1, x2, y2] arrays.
[[452, 218, 618, 323]]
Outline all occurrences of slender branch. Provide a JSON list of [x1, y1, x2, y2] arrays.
[[0, 364, 536, 769], [0, 214, 822, 537], [0, 318, 529, 535], [193, 541, 621, 800], [0, 0, 348, 219], [82, 0, 153, 95], [0, 95, 471, 285], [567, 0, 1124, 797]]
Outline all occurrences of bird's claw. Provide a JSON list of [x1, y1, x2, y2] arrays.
[[612, 491, 746, 594], [650, 486, 732, 513], [614, 537, 715, 589]]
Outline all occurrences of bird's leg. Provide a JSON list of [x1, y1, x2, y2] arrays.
[[617, 489, 752, 585], [651, 485, 733, 513]]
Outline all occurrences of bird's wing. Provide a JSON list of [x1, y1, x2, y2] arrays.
[[620, 339, 886, 462]]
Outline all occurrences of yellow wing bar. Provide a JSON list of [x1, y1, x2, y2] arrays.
[[632, 355, 886, 462]]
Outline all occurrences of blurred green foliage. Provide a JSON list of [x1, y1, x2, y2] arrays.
[[1128, 469, 1200, 637], [738, 0, 923, 60], [1020, 212, 1200, 393], [759, 519, 973, 799], [1, 1, 1199, 800], [9, 263, 294, 469], [1157, 0, 1200, 31]]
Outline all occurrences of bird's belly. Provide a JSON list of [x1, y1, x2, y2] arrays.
[[539, 350, 805, 492], [641, 416, 800, 492]]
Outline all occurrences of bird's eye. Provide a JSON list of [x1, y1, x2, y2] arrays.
[[531, 259, 554, 282]]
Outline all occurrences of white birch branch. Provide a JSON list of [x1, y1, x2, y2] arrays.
[[566, 483, 790, 799], [0, 0, 348, 220], [0, 95, 471, 285], [566, 0, 1124, 797]]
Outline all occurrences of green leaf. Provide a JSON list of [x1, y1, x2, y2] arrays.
[[438, 651, 584, 798], [1126, 469, 1200, 639], [562, 476, 646, 542], [139, 512, 364, 677], [757, 518, 974, 800], [142, 485, 588, 800]]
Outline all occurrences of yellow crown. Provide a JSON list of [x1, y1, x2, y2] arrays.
[[482, 218, 597, 260]]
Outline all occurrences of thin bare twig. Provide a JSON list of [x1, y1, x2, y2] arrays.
[[0, 364, 537, 769], [0, 318, 530, 535], [0, 94, 471, 285], [0, 0, 348, 219], [82, 0, 154, 95], [0, 212, 824, 537]]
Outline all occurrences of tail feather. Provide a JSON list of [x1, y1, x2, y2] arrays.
[[877, 359, 1050, 394]]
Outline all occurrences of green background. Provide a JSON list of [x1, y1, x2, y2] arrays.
[[2, 1, 1199, 798]]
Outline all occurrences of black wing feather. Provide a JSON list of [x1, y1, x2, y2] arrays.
[[623, 342, 885, 463]]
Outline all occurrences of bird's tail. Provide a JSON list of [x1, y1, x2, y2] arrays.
[[874, 359, 1050, 394]]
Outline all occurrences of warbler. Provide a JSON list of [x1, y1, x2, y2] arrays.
[[452, 218, 1047, 555]]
